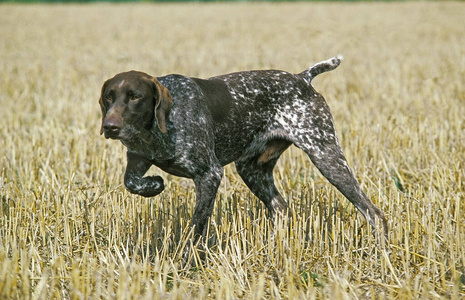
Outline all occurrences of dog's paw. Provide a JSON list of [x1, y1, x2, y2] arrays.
[[125, 175, 164, 197], [144, 175, 165, 196]]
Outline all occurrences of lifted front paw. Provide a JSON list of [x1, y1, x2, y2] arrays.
[[125, 175, 165, 197], [144, 175, 165, 196]]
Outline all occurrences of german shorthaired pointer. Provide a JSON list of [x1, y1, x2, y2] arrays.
[[99, 56, 387, 245]]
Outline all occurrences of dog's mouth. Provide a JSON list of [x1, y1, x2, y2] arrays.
[[103, 130, 121, 140], [102, 125, 143, 144], [103, 128, 135, 141]]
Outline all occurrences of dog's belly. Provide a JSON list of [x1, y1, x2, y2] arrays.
[[214, 133, 255, 165], [213, 117, 282, 166]]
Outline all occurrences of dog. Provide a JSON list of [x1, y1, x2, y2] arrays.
[[99, 56, 387, 246]]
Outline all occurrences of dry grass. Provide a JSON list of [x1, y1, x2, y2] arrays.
[[1, 2, 464, 299]]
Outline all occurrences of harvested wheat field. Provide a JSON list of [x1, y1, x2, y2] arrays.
[[1, 1, 464, 299]]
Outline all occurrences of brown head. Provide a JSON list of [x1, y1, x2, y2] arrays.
[[99, 71, 173, 140]]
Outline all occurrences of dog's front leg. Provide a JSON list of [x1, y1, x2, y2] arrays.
[[191, 165, 224, 240], [124, 151, 164, 197], [183, 164, 223, 265]]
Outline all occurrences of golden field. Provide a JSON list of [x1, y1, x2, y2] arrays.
[[1, 2, 464, 299]]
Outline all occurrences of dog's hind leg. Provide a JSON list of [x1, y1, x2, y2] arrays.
[[235, 139, 292, 219], [292, 107, 387, 236]]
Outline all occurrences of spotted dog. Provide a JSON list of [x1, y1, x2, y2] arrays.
[[99, 56, 387, 247]]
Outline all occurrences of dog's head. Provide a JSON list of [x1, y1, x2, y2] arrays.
[[99, 71, 172, 140]]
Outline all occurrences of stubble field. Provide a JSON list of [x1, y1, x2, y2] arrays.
[[1, 2, 464, 299]]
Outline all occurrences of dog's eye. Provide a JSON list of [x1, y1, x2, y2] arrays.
[[128, 91, 142, 101], [104, 93, 113, 102]]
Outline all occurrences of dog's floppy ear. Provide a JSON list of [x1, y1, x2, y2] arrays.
[[99, 79, 110, 135], [150, 77, 173, 134]]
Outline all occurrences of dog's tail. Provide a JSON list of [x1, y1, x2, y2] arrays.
[[299, 55, 343, 84]]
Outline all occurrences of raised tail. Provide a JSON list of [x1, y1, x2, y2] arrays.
[[299, 55, 344, 84]]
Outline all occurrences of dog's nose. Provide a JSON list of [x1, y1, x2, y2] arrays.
[[103, 118, 121, 136]]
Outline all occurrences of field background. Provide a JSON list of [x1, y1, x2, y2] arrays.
[[1, 2, 464, 299]]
